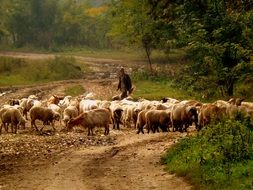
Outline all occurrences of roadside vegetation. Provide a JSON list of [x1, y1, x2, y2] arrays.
[[64, 85, 86, 97], [0, 56, 84, 86], [162, 113, 253, 190]]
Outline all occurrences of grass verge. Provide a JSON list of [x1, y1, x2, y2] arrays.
[[64, 85, 86, 96], [132, 69, 202, 101], [0, 56, 85, 86], [162, 113, 253, 190]]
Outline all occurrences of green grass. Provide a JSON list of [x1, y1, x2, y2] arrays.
[[132, 80, 200, 101], [64, 85, 86, 96], [162, 114, 253, 190], [0, 56, 85, 86], [131, 69, 202, 101]]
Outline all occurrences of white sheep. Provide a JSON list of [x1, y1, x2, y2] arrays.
[[79, 99, 98, 113], [121, 104, 137, 128], [59, 95, 73, 109], [62, 105, 78, 127]]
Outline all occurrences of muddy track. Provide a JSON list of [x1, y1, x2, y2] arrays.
[[1, 131, 191, 190]]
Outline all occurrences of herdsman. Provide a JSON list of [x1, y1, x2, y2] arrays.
[[117, 67, 133, 100]]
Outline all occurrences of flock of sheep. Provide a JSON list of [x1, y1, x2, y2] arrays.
[[0, 92, 253, 136]]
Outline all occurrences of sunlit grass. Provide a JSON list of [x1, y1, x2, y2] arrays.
[[64, 85, 86, 96], [0, 56, 85, 86], [133, 80, 200, 101]]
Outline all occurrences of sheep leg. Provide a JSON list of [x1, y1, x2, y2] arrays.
[[90, 127, 94, 136], [13, 124, 17, 134], [144, 123, 150, 134], [31, 120, 39, 131], [11, 122, 17, 134], [141, 126, 144, 134], [116, 120, 120, 130], [87, 127, 91, 136], [104, 125, 109, 135], [171, 121, 175, 132], [184, 123, 189, 132], [24, 111, 28, 120], [136, 124, 141, 134], [51, 122, 56, 131], [11, 124, 14, 133], [39, 125, 45, 132], [112, 119, 116, 129], [3, 123, 8, 133], [151, 124, 157, 133]]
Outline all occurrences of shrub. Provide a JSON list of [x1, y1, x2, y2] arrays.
[[162, 114, 253, 190]]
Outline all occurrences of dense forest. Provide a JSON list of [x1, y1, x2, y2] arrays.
[[0, 0, 253, 98]]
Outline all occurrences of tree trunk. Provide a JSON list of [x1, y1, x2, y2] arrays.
[[144, 43, 152, 72], [225, 77, 234, 96]]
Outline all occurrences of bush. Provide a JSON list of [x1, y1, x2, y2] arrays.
[[162, 114, 253, 190]]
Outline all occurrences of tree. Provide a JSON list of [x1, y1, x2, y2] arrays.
[[0, 0, 111, 49], [108, 0, 171, 71], [148, 0, 253, 96]]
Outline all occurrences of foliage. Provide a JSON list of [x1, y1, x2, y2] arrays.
[[0, 0, 111, 49], [0, 56, 84, 85], [148, 1, 253, 96], [162, 113, 253, 190], [108, 0, 175, 70]]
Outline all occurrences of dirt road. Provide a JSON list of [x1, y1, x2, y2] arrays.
[[0, 52, 192, 190], [1, 130, 191, 190]]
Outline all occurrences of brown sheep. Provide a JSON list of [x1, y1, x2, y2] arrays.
[[136, 110, 149, 134], [198, 104, 226, 129], [144, 110, 171, 133], [67, 108, 112, 136], [30, 106, 60, 131], [109, 103, 123, 130], [47, 95, 63, 106], [171, 104, 198, 132], [112, 107, 123, 130], [0, 107, 26, 134]]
